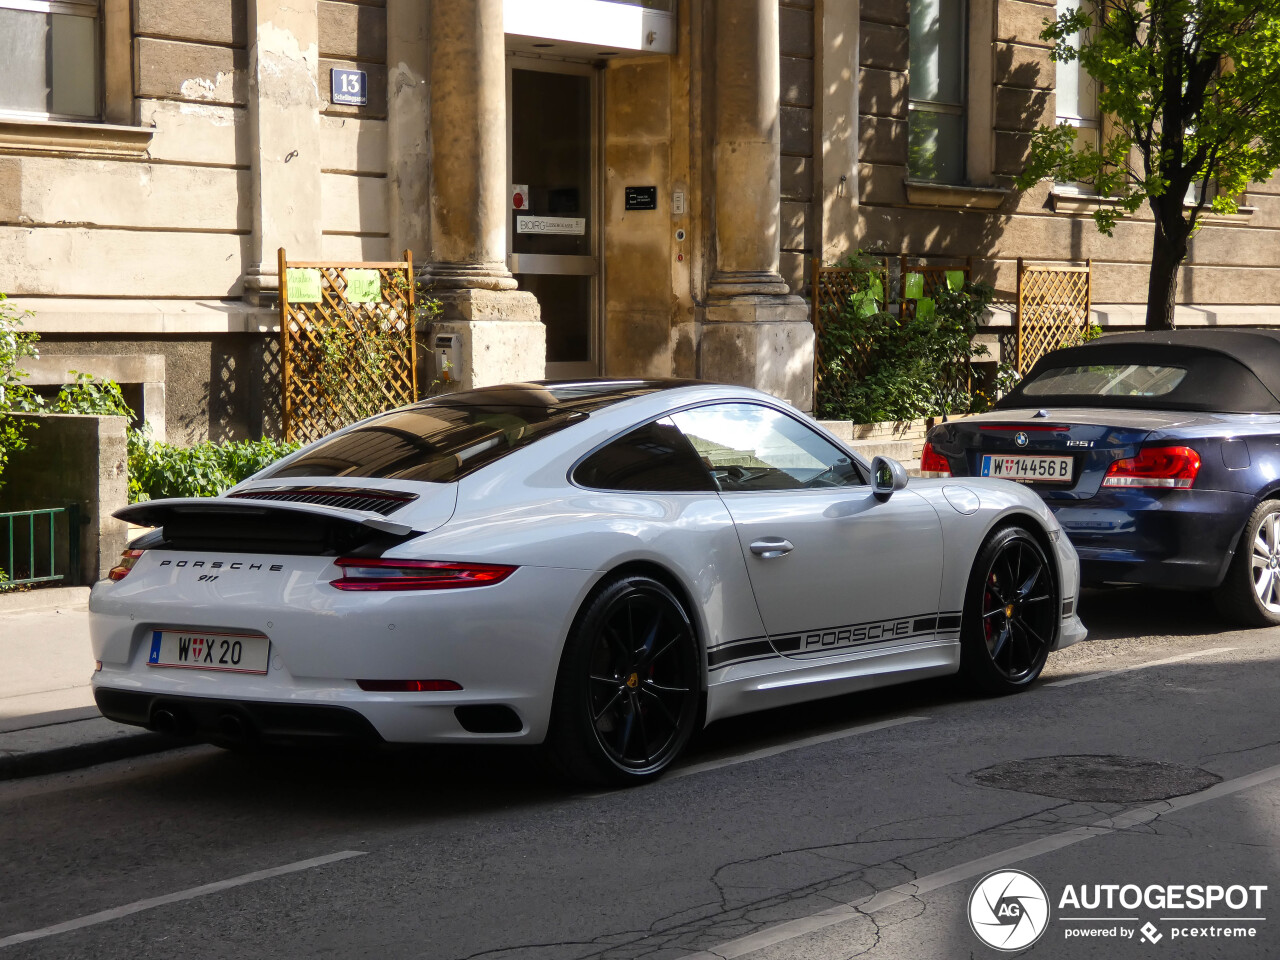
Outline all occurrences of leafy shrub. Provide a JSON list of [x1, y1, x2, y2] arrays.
[[0, 294, 41, 493], [815, 257, 997, 423], [127, 432, 298, 502]]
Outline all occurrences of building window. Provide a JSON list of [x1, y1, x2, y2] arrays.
[[1054, 0, 1098, 194], [0, 0, 100, 122], [909, 0, 967, 183]]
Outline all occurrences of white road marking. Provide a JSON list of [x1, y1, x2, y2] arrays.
[[0, 850, 366, 949], [680, 760, 1280, 959], [1045, 646, 1236, 687], [582, 716, 929, 798]]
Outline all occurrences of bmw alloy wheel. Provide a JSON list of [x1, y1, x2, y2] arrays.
[[1250, 512, 1280, 613]]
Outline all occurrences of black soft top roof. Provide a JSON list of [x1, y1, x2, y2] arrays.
[[999, 329, 1280, 413]]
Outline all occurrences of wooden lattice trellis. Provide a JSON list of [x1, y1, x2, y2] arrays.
[[1015, 258, 1092, 374], [811, 256, 890, 405], [278, 248, 418, 444]]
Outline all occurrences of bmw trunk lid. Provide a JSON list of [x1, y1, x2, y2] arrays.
[[932, 408, 1206, 500]]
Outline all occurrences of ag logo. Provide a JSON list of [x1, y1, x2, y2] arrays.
[[968, 869, 1049, 951], [1014, 431, 1030, 447]]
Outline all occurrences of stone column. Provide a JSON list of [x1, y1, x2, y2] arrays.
[[701, 0, 814, 409], [820, 0, 860, 263], [387, 0, 431, 262], [426, 0, 544, 390], [242, 0, 324, 305]]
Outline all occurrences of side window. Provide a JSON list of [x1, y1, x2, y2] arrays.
[[669, 403, 865, 492], [573, 417, 717, 492]]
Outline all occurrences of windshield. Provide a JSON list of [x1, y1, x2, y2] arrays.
[[262, 405, 586, 483]]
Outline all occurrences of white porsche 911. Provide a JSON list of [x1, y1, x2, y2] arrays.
[[91, 380, 1086, 784]]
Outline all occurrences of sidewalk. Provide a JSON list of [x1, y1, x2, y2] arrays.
[[0, 587, 179, 780]]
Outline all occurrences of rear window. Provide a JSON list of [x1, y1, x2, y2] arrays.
[[261, 405, 585, 483], [1021, 364, 1187, 399]]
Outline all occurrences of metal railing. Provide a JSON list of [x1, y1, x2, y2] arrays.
[[0, 506, 79, 589]]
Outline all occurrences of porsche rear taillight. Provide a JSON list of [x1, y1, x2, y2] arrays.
[[1102, 445, 1201, 489], [330, 558, 517, 591], [108, 549, 145, 582], [920, 441, 951, 478]]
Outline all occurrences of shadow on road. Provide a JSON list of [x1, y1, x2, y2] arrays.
[[1076, 585, 1226, 642]]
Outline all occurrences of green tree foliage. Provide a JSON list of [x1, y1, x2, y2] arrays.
[[1017, 0, 1280, 329]]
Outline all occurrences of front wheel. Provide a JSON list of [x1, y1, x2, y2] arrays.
[[960, 526, 1058, 695], [547, 574, 703, 786], [1213, 499, 1280, 628]]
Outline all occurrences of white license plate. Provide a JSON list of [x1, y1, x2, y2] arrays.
[[981, 454, 1073, 483], [147, 630, 270, 674]]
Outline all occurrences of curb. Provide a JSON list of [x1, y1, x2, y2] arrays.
[[0, 586, 91, 614], [0, 723, 185, 783]]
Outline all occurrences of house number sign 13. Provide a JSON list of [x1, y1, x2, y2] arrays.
[[331, 68, 367, 106]]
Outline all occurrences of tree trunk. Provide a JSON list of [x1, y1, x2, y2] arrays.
[[1145, 200, 1191, 331]]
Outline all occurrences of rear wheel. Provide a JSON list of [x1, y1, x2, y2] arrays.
[[960, 526, 1058, 695], [547, 574, 702, 786], [1213, 499, 1280, 627]]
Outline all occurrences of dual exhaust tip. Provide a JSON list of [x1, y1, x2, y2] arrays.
[[150, 707, 250, 744]]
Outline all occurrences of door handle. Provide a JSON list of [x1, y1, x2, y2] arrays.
[[750, 538, 794, 559]]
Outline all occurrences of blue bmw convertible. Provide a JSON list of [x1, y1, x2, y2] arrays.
[[923, 329, 1280, 626]]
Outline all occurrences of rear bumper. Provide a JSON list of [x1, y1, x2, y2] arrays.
[[94, 687, 384, 746], [1049, 488, 1253, 588]]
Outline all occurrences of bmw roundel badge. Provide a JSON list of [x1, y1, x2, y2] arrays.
[[1014, 431, 1029, 447]]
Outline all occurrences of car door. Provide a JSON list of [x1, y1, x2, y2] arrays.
[[668, 402, 945, 661]]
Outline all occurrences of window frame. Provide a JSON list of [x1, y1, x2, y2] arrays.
[[908, 0, 969, 185], [0, 0, 104, 124], [1052, 0, 1102, 196]]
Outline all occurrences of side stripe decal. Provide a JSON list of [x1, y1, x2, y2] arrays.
[[708, 611, 963, 671]]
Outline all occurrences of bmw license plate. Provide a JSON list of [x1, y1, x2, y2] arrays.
[[981, 455, 1073, 483], [147, 630, 270, 674]]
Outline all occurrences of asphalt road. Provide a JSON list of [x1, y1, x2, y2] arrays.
[[1, 587, 1278, 960]]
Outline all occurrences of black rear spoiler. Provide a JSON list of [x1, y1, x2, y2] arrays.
[[115, 498, 415, 555]]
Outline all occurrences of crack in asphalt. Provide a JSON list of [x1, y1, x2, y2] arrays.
[[443, 805, 1083, 960]]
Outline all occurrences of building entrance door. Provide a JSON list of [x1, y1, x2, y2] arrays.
[[507, 59, 599, 379]]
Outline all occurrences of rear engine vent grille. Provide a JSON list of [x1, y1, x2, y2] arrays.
[[228, 486, 418, 516]]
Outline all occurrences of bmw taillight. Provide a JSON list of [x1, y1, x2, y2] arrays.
[[1102, 445, 1201, 489], [920, 441, 952, 478], [330, 558, 517, 591], [108, 549, 145, 582]]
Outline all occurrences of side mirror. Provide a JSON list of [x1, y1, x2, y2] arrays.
[[871, 456, 908, 501]]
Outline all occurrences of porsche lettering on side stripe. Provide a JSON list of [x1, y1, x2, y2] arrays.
[[707, 612, 964, 670]]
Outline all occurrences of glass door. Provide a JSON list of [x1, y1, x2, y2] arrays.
[[507, 58, 599, 379]]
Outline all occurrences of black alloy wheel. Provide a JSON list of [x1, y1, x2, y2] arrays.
[[548, 574, 702, 786], [960, 526, 1058, 695]]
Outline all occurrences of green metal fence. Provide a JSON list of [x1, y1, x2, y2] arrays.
[[0, 506, 80, 588]]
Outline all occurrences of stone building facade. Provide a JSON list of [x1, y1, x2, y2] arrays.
[[1, 0, 1277, 442]]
